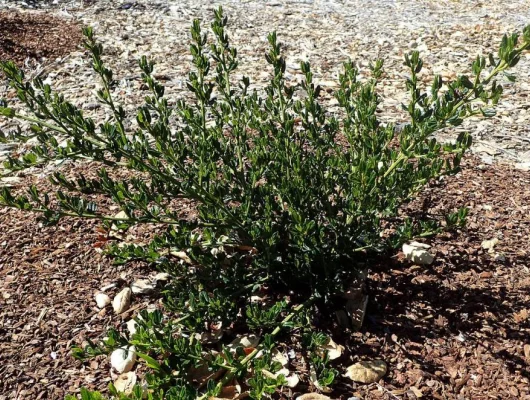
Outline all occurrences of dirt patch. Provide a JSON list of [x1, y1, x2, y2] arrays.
[[0, 11, 83, 67]]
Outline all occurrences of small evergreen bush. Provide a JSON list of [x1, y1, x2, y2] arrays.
[[1, 8, 529, 399]]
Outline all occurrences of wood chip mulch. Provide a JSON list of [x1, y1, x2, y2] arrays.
[[0, 155, 529, 399], [348, 158, 530, 399], [0, 11, 83, 67]]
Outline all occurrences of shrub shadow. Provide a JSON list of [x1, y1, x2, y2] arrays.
[[354, 249, 530, 382]]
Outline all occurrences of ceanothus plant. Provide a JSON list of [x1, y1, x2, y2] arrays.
[[1, 8, 529, 399]]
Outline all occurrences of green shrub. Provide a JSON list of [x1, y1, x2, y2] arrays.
[[2, 8, 529, 399]]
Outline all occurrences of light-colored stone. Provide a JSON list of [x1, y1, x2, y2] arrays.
[[0, 176, 21, 183], [319, 338, 343, 360], [113, 288, 132, 314], [100, 283, 117, 292], [114, 371, 137, 394], [110, 346, 137, 374], [285, 373, 300, 388], [406, 241, 431, 249], [152, 272, 171, 283], [131, 279, 156, 294], [170, 250, 193, 264], [402, 242, 434, 265], [297, 394, 331, 400], [113, 210, 129, 220], [126, 319, 138, 336], [272, 349, 288, 366], [344, 360, 387, 384], [481, 238, 499, 252], [250, 295, 263, 303], [94, 292, 111, 309], [228, 334, 260, 350], [109, 211, 129, 239]]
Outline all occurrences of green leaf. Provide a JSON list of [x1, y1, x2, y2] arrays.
[[0, 107, 15, 118], [460, 75, 474, 89], [136, 352, 162, 371]]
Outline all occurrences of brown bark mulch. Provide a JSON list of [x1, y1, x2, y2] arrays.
[[350, 159, 530, 399], [0, 11, 83, 67], [0, 156, 529, 399]]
